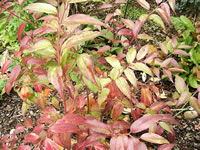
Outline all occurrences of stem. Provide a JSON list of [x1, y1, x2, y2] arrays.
[[87, 88, 90, 114], [1, 5, 37, 27], [124, 0, 130, 19]]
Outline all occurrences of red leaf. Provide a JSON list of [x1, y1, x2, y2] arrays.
[[63, 113, 85, 125], [24, 118, 33, 128], [32, 124, 45, 134], [15, 123, 24, 134], [131, 108, 142, 120], [112, 102, 124, 120], [130, 114, 178, 133], [158, 144, 175, 150], [24, 133, 40, 144], [9, 65, 21, 83], [18, 145, 31, 150], [18, 0, 24, 5], [6, 10, 17, 25], [1, 60, 12, 74], [18, 23, 26, 42], [118, 28, 133, 36], [50, 123, 80, 133], [76, 94, 86, 109], [98, 45, 111, 53], [141, 87, 152, 106], [150, 102, 166, 112], [34, 84, 43, 93], [44, 138, 61, 150], [133, 20, 142, 38]]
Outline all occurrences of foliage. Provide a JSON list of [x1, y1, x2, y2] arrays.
[[0, 0, 199, 149], [170, 16, 200, 88], [0, 0, 38, 50]]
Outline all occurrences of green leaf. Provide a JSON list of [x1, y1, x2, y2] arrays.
[[115, 77, 131, 99], [159, 122, 172, 134], [149, 14, 165, 31], [189, 74, 198, 88], [171, 17, 185, 30], [132, 62, 153, 76], [83, 76, 99, 93], [24, 39, 56, 56], [22, 102, 30, 116], [98, 88, 110, 106], [189, 97, 200, 114], [180, 15, 195, 32], [24, 3, 57, 14]]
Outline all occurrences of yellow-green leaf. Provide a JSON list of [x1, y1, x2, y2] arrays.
[[149, 14, 166, 32], [116, 77, 131, 99], [24, 3, 57, 14], [98, 88, 110, 106], [159, 122, 172, 134], [105, 57, 121, 68], [133, 62, 153, 76], [124, 68, 137, 88], [126, 47, 136, 64]]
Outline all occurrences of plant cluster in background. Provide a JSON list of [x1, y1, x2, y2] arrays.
[[175, 0, 200, 14], [0, 0, 199, 150], [170, 15, 200, 88]]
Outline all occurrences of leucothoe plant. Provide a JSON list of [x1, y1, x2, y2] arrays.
[[1, 0, 200, 149]]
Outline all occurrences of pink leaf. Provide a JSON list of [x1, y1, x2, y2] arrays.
[[141, 133, 169, 144], [98, 45, 111, 53], [160, 58, 172, 68], [121, 18, 134, 29], [130, 114, 178, 133], [168, 68, 186, 72], [176, 91, 191, 107], [18, 0, 24, 5], [133, 20, 142, 38], [141, 87, 152, 106], [137, 44, 149, 60], [115, 0, 126, 3], [156, 8, 170, 25], [156, 0, 162, 4], [158, 144, 175, 150], [18, 23, 26, 42], [32, 124, 45, 134], [27, 58, 45, 64], [127, 137, 147, 150], [110, 136, 129, 150], [168, 0, 176, 13], [136, 0, 150, 10], [18, 145, 31, 150], [172, 36, 177, 48], [15, 123, 24, 134], [24, 118, 33, 128], [98, 4, 112, 10], [44, 138, 61, 150], [1, 60, 12, 74], [112, 102, 124, 120], [24, 133, 40, 144], [178, 45, 192, 49], [118, 28, 133, 36], [172, 49, 190, 56], [163, 69, 173, 82], [150, 102, 166, 112], [50, 123, 80, 133], [63, 113, 85, 125]]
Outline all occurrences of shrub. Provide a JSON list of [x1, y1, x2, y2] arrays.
[[0, 0, 200, 149]]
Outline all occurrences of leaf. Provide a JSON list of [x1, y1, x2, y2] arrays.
[[50, 123, 80, 133], [133, 62, 153, 76], [130, 114, 177, 133], [83, 76, 99, 93], [136, 0, 150, 10], [98, 88, 110, 106], [163, 69, 173, 82], [159, 122, 172, 133], [189, 74, 198, 88], [180, 15, 195, 32], [22, 102, 30, 116], [77, 54, 98, 87], [48, 66, 64, 99], [121, 18, 134, 29], [137, 34, 153, 41], [126, 47, 136, 64], [44, 138, 62, 150], [124, 68, 137, 88], [18, 145, 31, 150], [105, 57, 121, 68], [98, 45, 111, 53], [112, 102, 124, 120], [24, 133, 40, 144], [18, 23, 26, 42], [176, 91, 191, 107], [27, 39, 56, 56], [127, 137, 147, 150], [133, 20, 142, 38], [175, 75, 186, 94], [137, 45, 149, 60], [168, 0, 175, 13], [1, 60, 12, 74], [24, 118, 33, 128], [189, 97, 200, 114], [62, 31, 102, 49], [141, 87, 152, 106], [98, 4, 113, 10], [159, 42, 168, 55], [116, 77, 131, 99], [63, 114, 85, 125], [110, 136, 128, 150], [158, 144, 175, 150], [149, 14, 165, 31], [141, 133, 169, 144], [5, 65, 21, 94], [64, 14, 104, 26], [172, 49, 190, 56], [156, 8, 170, 26], [24, 3, 57, 14]]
